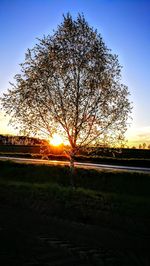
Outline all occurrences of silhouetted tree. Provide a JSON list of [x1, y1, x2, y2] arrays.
[[139, 144, 142, 149], [143, 143, 146, 149], [1, 14, 131, 186]]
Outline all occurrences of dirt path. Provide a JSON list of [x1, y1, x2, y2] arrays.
[[0, 203, 150, 266]]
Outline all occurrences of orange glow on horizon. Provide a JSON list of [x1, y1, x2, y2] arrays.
[[49, 133, 63, 146]]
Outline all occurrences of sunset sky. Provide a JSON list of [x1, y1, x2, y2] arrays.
[[0, 0, 150, 147]]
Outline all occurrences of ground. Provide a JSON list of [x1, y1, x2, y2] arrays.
[[0, 160, 150, 265], [0, 202, 150, 266]]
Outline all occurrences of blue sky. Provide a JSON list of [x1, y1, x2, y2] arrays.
[[0, 0, 150, 146]]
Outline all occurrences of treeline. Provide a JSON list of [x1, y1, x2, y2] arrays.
[[138, 143, 150, 149], [83, 147, 150, 159], [1, 134, 150, 159], [1, 144, 150, 160], [0, 134, 47, 146]]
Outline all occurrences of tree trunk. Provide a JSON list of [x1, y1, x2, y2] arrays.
[[70, 155, 75, 188]]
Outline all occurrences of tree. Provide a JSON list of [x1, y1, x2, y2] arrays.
[[139, 144, 142, 149], [1, 14, 131, 185], [143, 143, 146, 149]]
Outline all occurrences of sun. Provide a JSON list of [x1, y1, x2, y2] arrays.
[[50, 133, 63, 146]]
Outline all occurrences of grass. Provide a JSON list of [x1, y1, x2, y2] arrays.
[[0, 160, 150, 196], [0, 160, 150, 232]]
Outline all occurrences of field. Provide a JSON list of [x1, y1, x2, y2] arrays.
[[0, 160, 150, 265], [1, 144, 150, 168]]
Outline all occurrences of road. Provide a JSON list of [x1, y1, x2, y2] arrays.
[[0, 155, 150, 173]]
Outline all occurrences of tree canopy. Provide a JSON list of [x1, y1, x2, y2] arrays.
[[1, 14, 131, 157]]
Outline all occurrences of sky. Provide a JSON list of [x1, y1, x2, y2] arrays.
[[0, 0, 150, 147]]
